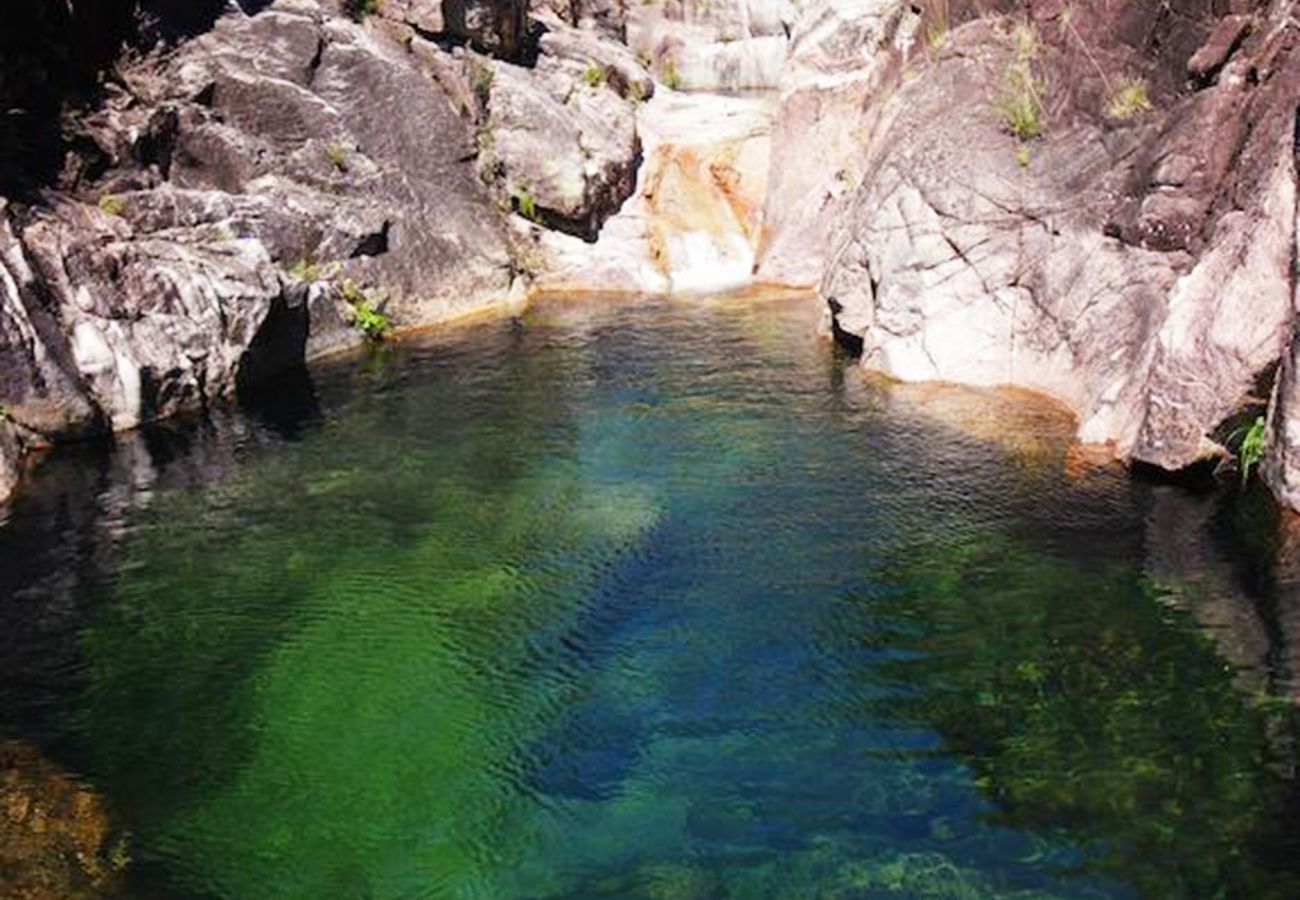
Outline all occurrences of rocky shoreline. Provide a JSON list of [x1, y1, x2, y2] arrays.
[[1, 0, 1298, 510]]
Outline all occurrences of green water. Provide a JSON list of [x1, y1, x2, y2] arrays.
[[1, 296, 1298, 899]]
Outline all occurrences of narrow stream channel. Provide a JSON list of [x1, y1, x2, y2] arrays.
[[2, 295, 1298, 898]]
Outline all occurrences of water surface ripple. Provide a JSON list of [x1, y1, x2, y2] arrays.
[[1, 296, 1298, 899]]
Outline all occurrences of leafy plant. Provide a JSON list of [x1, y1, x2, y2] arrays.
[[1106, 76, 1153, 119], [98, 193, 127, 217], [512, 189, 540, 224], [0, 405, 10, 423], [1237, 415, 1267, 484], [340, 280, 392, 340], [582, 62, 605, 88]]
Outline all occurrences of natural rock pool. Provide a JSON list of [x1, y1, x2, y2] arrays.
[[2, 296, 1299, 899]]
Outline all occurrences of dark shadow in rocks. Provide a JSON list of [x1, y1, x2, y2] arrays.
[[235, 292, 321, 442], [825, 299, 865, 357], [1131, 457, 1224, 493]]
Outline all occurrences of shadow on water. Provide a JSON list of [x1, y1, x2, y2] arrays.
[[0, 296, 1298, 899]]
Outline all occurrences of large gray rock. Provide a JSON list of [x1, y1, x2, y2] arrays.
[[479, 50, 641, 240], [0, 0, 522, 503], [821, 3, 1299, 476]]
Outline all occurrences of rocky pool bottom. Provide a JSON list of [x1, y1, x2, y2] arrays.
[[1, 294, 1299, 899]]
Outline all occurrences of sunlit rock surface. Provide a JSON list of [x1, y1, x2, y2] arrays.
[[537, 90, 774, 294], [819, 0, 1299, 478]]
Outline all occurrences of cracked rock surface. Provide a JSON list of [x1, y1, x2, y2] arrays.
[[0, 0, 520, 500], [821, 0, 1299, 475]]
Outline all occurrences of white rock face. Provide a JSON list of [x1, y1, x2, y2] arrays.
[[535, 90, 774, 295], [626, 0, 798, 91], [815, 7, 1300, 478], [755, 0, 912, 286]]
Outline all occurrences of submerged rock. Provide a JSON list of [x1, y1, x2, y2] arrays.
[[0, 741, 126, 900]]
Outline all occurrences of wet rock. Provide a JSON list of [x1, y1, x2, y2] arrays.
[[534, 90, 772, 294]]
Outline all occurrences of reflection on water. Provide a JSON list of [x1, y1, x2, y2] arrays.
[[0, 295, 1298, 899]]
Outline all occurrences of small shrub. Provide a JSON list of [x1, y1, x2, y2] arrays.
[[0, 405, 9, 423], [583, 62, 605, 88], [1237, 415, 1267, 484], [344, 0, 381, 20], [324, 143, 349, 173], [661, 58, 682, 91], [98, 193, 127, 217], [340, 280, 392, 340], [1014, 144, 1032, 168], [628, 80, 646, 106], [1106, 76, 1152, 119], [470, 61, 495, 107]]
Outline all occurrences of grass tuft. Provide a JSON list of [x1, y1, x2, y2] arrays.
[[997, 23, 1046, 144], [98, 193, 127, 217], [1237, 415, 1267, 485], [1106, 76, 1153, 119]]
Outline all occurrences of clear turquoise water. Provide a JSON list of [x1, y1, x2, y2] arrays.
[[1, 296, 1298, 899]]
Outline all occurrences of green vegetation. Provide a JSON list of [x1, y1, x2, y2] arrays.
[[1238, 415, 1268, 484], [340, 280, 391, 340], [512, 188, 540, 223], [661, 57, 682, 91], [997, 23, 1046, 143], [849, 533, 1300, 898], [97, 193, 127, 217], [582, 62, 605, 88], [922, 0, 950, 51], [470, 60, 495, 107], [323, 142, 349, 173], [343, 0, 381, 20], [1106, 75, 1153, 119], [0, 405, 9, 423], [286, 258, 340, 283]]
